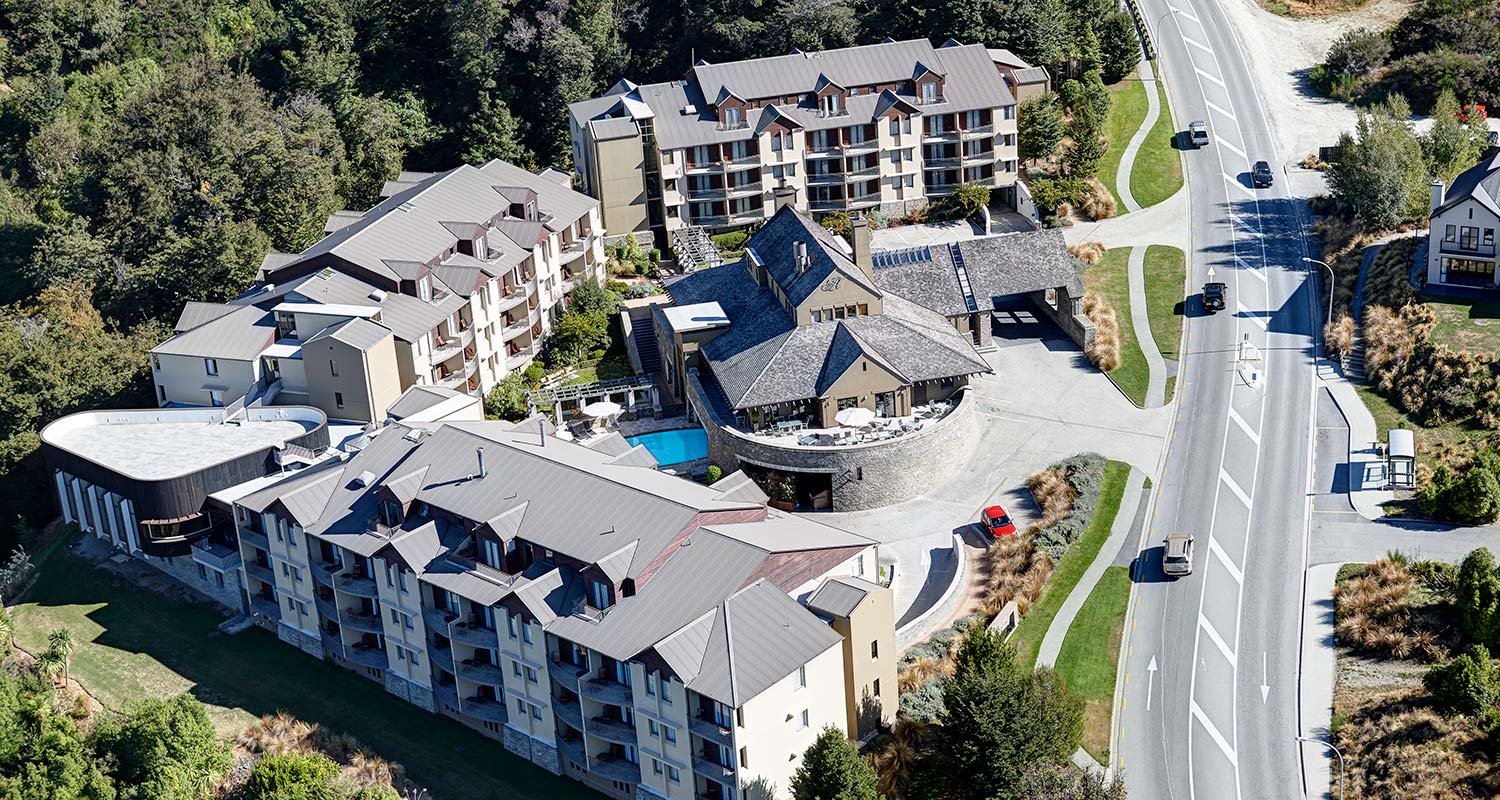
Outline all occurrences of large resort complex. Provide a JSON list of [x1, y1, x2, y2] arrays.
[[39, 38, 1083, 800], [568, 38, 1048, 242]]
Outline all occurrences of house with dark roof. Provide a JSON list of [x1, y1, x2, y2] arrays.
[[217, 417, 895, 800], [148, 160, 606, 421], [568, 38, 1041, 242], [1427, 146, 1500, 288]]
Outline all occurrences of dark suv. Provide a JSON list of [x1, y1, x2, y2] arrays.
[[1203, 281, 1227, 313], [1252, 161, 1274, 188]]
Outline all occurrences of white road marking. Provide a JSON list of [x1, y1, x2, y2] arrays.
[[1195, 67, 1225, 87], [1192, 700, 1239, 765], [1200, 613, 1238, 666], [1225, 174, 1256, 199], [1206, 100, 1237, 121], [1183, 35, 1214, 54], [1260, 652, 1270, 703], [1210, 537, 1243, 584], [1146, 655, 1159, 711], [1169, 4, 1200, 21], [1219, 138, 1246, 158], [1241, 303, 1269, 330], [1221, 469, 1252, 507], [1228, 406, 1260, 444]]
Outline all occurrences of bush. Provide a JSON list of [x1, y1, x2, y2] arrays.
[[705, 464, 723, 484], [0, 545, 34, 601], [710, 231, 749, 253], [1458, 547, 1500, 648], [1315, 27, 1389, 100], [1067, 241, 1104, 266], [1028, 177, 1089, 219], [1082, 292, 1120, 372], [1029, 454, 1107, 560], [484, 373, 530, 421], [1425, 645, 1500, 716], [242, 753, 342, 800], [898, 679, 946, 723], [1079, 178, 1116, 220], [820, 211, 853, 236], [928, 182, 992, 221]]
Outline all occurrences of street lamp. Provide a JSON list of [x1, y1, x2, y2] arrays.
[[1295, 735, 1345, 800], [1302, 257, 1335, 325]]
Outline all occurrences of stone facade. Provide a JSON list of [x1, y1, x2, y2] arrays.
[[1029, 287, 1095, 350], [687, 371, 980, 511], [144, 551, 246, 611], [877, 197, 929, 219], [384, 672, 437, 712], [529, 738, 561, 775]]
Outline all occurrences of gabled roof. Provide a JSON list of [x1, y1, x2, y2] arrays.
[[304, 316, 392, 352], [1437, 146, 1500, 218], [869, 230, 1083, 317], [808, 575, 884, 617], [174, 302, 239, 333], [750, 205, 882, 307], [152, 304, 275, 361], [686, 579, 843, 705]]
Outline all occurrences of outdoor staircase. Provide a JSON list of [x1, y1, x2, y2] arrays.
[[629, 308, 662, 377], [1342, 326, 1367, 384]]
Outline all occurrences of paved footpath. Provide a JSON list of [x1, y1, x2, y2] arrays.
[[1128, 246, 1168, 407], [1036, 467, 1147, 668], [1116, 60, 1162, 214]]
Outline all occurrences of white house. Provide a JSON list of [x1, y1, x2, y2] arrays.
[[1427, 146, 1500, 289]]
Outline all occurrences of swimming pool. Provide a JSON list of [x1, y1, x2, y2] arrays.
[[626, 428, 709, 466]]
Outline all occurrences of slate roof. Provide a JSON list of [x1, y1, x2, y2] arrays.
[[1437, 146, 1500, 217], [570, 39, 1015, 152], [664, 209, 990, 410], [870, 229, 1082, 317]]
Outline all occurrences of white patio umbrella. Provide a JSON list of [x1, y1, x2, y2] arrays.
[[835, 407, 876, 427], [581, 400, 623, 418]]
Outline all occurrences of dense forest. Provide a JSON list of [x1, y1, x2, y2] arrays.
[[0, 0, 1112, 548]]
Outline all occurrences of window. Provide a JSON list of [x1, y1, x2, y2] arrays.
[[286, 597, 296, 611], [525, 665, 538, 683], [482, 538, 501, 570], [1446, 224, 1457, 242], [796, 665, 807, 688], [204, 358, 218, 376], [396, 647, 406, 662], [334, 392, 345, 409], [216, 572, 225, 588], [521, 623, 533, 645], [516, 698, 526, 714], [158, 386, 167, 403], [590, 580, 613, 610], [648, 719, 659, 736], [391, 608, 401, 624], [667, 765, 681, 783], [821, 93, 843, 116], [419, 277, 432, 302], [724, 106, 742, 127], [1488, 229, 1496, 248], [646, 675, 655, 696], [653, 758, 663, 776], [408, 649, 419, 667], [513, 662, 523, 678], [739, 747, 749, 768], [1003, 105, 1016, 120], [507, 616, 518, 639], [811, 309, 823, 322], [291, 566, 302, 582], [208, 390, 224, 407], [873, 678, 881, 698], [659, 676, 671, 704], [281, 562, 290, 577], [329, 359, 339, 377], [530, 704, 542, 720], [871, 640, 879, 659], [920, 81, 937, 104], [403, 612, 413, 630], [398, 570, 408, 592], [663, 725, 676, 744], [385, 563, 395, 587], [799, 709, 809, 729]]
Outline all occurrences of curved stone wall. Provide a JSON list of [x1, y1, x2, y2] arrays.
[[686, 372, 979, 511]]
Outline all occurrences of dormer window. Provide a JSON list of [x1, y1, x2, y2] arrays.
[[474, 236, 488, 260], [419, 275, 432, 302], [724, 106, 742, 128], [590, 579, 614, 610], [920, 81, 938, 104], [378, 499, 401, 527], [821, 93, 844, 116]]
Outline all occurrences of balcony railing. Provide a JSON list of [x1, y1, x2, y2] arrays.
[[313, 593, 339, 621], [922, 130, 962, 143], [239, 528, 269, 551], [461, 696, 508, 724], [244, 561, 274, 585], [726, 181, 763, 197], [581, 677, 633, 706], [335, 573, 379, 598], [191, 539, 241, 572], [689, 715, 733, 746], [554, 696, 584, 731], [808, 198, 847, 211], [844, 164, 881, 180], [1440, 241, 1497, 258], [422, 606, 456, 632], [587, 716, 638, 746], [451, 620, 500, 649], [923, 157, 961, 169], [962, 151, 995, 165], [692, 754, 735, 782], [962, 124, 996, 137], [339, 607, 385, 634], [849, 191, 882, 206], [430, 643, 455, 674], [250, 595, 281, 620], [496, 285, 530, 312], [320, 631, 343, 657], [807, 171, 844, 185], [346, 643, 388, 670], [590, 754, 641, 784], [311, 562, 336, 587], [457, 658, 506, 686]]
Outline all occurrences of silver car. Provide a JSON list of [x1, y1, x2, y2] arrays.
[[1163, 532, 1196, 578], [1188, 121, 1209, 148]]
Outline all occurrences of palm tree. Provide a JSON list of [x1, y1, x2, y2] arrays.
[[46, 628, 75, 686], [34, 647, 64, 685]]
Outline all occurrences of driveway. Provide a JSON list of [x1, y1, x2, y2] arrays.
[[816, 328, 1172, 628]]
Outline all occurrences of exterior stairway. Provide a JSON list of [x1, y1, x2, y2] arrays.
[[1342, 326, 1367, 384]]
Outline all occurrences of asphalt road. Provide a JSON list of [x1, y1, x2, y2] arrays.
[[1114, 1, 1321, 798]]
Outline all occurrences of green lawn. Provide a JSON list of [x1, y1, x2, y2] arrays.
[[11, 545, 590, 800], [1420, 293, 1500, 356], [1099, 74, 1150, 210], [1085, 249, 1151, 406], [1011, 460, 1132, 669], [1055, 566, 1132, 764], [1143, 245, 1188, 404], [1130, 79, 1184, 208]]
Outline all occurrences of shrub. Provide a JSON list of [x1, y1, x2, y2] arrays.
[[1425, 645, 1500, 716], [1324, 315, 1356, 358], [1315, 27, 1390, 100], [1458, 547, 1500, 648], [1082, 292, 1121, 372], [1079, 178, 1116, 220], [0, 546, 34, 601], [1028, 177, 1089, 218], [929, 182, 992, 221], [820, 211, 852, 236], [242, 752, 341, 800], [705, 464, 723, 484], [1068, 241, 1105, 266], [484, 373, 530, 421], [1333, 556, 1434, 658], [710, 230, 749, 253], [898, 679, 946, 723]]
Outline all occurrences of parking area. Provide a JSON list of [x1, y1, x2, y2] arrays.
[[816, 327, 1173, 631]]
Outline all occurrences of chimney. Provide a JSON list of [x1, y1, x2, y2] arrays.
[[476, 447, 487, 478], [794, 241, 809, 273], [1431, 179, 1446, 214], [538, 418, 546, 447], [850, 213, 873, 280], [773, 186, 797, 214]]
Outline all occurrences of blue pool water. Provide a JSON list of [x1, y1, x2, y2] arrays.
[[626, 428, 709, 466]]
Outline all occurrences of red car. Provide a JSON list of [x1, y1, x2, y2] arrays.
[[981, 505, 1016, 538]]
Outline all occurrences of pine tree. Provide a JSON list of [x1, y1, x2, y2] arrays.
[[791, 727, 880, 800], [1097, 10, 1141, 85], [1019, 94, 1065, 163]]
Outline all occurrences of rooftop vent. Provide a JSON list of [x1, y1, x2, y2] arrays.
[[369, 289, 388, 302], [682, 104, 698, 115], [793, 241, 810, 273], [352, 470, 376, 488]]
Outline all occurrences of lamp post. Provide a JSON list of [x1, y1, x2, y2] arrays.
[[1295, 735, 1345, 800], [1302, 257, 1335, 326]]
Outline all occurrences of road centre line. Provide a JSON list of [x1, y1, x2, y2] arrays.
[[1205, 100, 1236, 121], [1195, 67, 1225, 87], [1199, 612, 1237, 666], [1209, 537, 1243, 583], [1220, 469, 1252, 507], [1192, 701, 1239, 765], [1183, 35, 1214, 55], [1228, 406, 1259, 444]]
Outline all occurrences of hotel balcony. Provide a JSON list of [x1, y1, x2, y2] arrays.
[[923, 157, 961, 169], [692, 754, 736, 783], [804, 145, 844, 159], [502, 311, 538, 342], [249, 595, 281, 620], [422, 606, 456, 632], [461, 696, 508, 724], [335, 573, 379, 598], [807, 171, 844, 186], [844, 140, 879, 155], [848, 191, 881, 208], [320, 631, 343, 657], [505, 346, 537, 372], [844, 164, 881, 181], [430, 642, 455, 673], [725, 181, 762, 198], [496, 285, 531, 313], [346, 643, 388, 671], [722, 153, 759, 170], [684, 186, 727, 202], [457, 658, 506, 686], [431, 329, 473, 363], [554, 695, 584, 731], [808, 198, 847, 212], [339, 607, 385, 634], [557, 736, 587, 769], [244, 560, 274, 585], [560, 237, 591, 263], [434, 683, 460, 711], [313, 593, 340, 621], [590, 753, 642, 785], [549, 656, 589, 691], [238, 528, 269, 551], [451, 619, 500, 648], [961, 124, 996, 138], [191, 539, 241, 572], [922, 130, 962, 144], [689, 715, 733, 747], [580, 677, 633, 706], [311, 562, 336, 587], [587, 716, 638, 746], [962, 151, 995, 166]]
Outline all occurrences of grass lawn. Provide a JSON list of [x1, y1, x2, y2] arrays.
[[11, 545, 590, 800], [1011, 460, 1131, 669], [1055, 566, 1131, 763], [1420, 293, 1500, 356], [1085, 249, 1151, 406], [1099, 74, 1150, 210], [1354, 384, 1492, 467], [1143, 245, 1187, 404], [1130, 79, 1184, 209]]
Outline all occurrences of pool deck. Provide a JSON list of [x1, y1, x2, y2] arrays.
[[615, 416, 696, 437]]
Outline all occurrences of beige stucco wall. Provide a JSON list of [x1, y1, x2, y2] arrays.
[[792, 274, 882, 325], [375, 556, 431, 689], [268, 519, 318, 636], [499, 610, 556, 745], [630, 666, 694, 800], [734, 642, 847, 800], [151, 352, 258, 407], [826, 586, 897, 739], [596, 134, 651, 239], [302, 332, 401, 422], [1429, 197, 1500, 286], [814, 356, 908, 427]]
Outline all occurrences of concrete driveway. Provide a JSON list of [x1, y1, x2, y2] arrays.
[[815, 327, 1172, 629]]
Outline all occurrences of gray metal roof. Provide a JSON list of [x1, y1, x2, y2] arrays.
[[687, 579, 843, 705], [807, 575, 883, 618], [304, 316, 391, 352], [284, 268, 463, 343], [1437, 146, 1500, 218], [870, 229, 1082, 318], [174, 302, 239, 333], [152, 304, 275, 361], [271, 161, 595, 286], [570, 39, 1014, 152], [386, 386, 466, 420]]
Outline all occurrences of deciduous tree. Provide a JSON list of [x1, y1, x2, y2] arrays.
[[790, 727, 880, 800]]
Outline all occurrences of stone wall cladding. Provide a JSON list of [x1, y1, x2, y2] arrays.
[[145, 553, 245, 610], [277, 622, 301, 647], [298, 631, 322, 659], [530, 739, 562, 775], [502, 726, 531, 760], [878, 198, 930, 218], [688, 373, 979, 511]]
